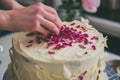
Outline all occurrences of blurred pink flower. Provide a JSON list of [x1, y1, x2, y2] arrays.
[[82, 0, 101, 13]]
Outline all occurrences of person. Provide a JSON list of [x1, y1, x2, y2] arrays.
[[0, 0, 62, 36]]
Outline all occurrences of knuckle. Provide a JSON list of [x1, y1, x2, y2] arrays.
[[53, 17, 57, 23], [52, 17, 59, 26], [32, 21, 39, 30], [35, 5, 43, 14], [50, 8, 56, 14], [32, 17, 38, 27], [49, 23, 56, 30], [52, 9, 57, 14], [34, 14, 39, 20], [36, 2, 42, 6]]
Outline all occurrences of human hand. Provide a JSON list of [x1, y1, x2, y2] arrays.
[[7, 2, 61, 36]]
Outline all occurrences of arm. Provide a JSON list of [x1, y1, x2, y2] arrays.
[[0, 10, 9, 30], [0, 0, 24, 10], [0, 0, 24, 32]]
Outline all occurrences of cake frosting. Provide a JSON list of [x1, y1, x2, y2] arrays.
[[8, 20, 108, 80]]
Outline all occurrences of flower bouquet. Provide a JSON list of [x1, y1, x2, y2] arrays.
[[58, 0, 100, 21]]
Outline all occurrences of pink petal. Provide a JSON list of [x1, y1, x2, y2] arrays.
[[91, 45, 96, 50]]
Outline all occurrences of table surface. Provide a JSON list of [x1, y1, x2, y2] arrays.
[[0, 33, 120, 80]]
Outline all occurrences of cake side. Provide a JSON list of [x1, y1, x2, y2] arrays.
[[8, 20, 108, 80]]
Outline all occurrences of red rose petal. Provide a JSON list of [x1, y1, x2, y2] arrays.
[[79, 45, 86, 49], [70, 22, 75, 26], [76, 25, 81, 28], [84, 52, 88, 55], [82, 33, 89, 38], [28, 40, 33, 43], [26, 44, 32, 47], [48, 51, 55, 54], [83, 71, 87, 75], [91, 36, 98, 40], [91, 45, 96, 50], [78, 75, 83, 80], [81, 26, 87, 32], [54, 44, 61, 49], [26, 32, 35, 37]]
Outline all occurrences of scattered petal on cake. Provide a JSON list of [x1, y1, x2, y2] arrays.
[[82, 33, 89, 38], [78, 75, 83, 80], [70, 22, 75, 26], [26, 44, 32, 47], [91, 36, 98, 40], [48, 51, 55, 54], [28, 40, 33, 43], [83, 71, 87, 75], [91, 45, 96, 50], [80, 26, 87, 32], [84, 52, 88, 55], [26, 32, 35, 37], [76, 25, 81, 28], [79, 45, 86, 49]]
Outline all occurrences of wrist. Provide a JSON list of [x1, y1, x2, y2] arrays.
[[0, 10, 11, 30]]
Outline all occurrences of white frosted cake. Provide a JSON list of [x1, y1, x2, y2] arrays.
[[8, 20, 108, 80]]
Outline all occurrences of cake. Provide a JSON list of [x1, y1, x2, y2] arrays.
[[8, 20, 108, 80]]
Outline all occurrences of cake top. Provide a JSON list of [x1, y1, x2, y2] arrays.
[[13, 20, 107, 63]]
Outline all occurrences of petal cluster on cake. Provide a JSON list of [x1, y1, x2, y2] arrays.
[[13, 20, 106, 62]]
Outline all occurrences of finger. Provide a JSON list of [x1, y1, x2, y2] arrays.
[[38, 15, 59, 35], [42, 3, 56, 14], [42, 10, 61, 29], [42, 4, 62, 29], [35, 20, 48, 36], [42, 4, 61, 21], [42, 4, 61, 20], [42, 10, 56, 23], [55, 18, 62, 29], [35, 2, 61, 31]]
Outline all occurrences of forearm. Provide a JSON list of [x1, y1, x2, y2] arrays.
[[0, 0, 24, 31], [0, 0, 24, 10]]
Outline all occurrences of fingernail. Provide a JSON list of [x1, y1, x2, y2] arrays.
[[56, 29, 60, 35], [57, 31, 59, 35], [59, 25, 62, 30]]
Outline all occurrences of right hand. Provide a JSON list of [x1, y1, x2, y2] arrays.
[[7, 2, 62, 36]]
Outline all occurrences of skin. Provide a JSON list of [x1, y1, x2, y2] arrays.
[[0, 0, 61, 36]]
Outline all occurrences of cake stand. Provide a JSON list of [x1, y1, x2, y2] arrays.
[[3, 65, 119, 80]]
